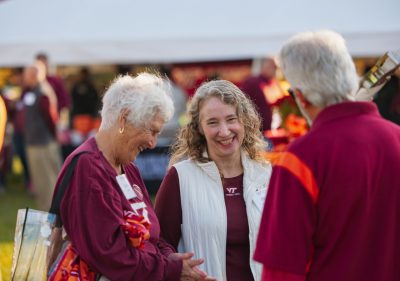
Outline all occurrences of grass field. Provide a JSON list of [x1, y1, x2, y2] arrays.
[[0, 173, 36, 281]]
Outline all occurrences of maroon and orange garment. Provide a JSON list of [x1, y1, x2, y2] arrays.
[[49, 213, 150, 281], [274, 152, 319, 204]]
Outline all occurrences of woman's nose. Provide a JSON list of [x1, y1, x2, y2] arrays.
[[218, 123, 230, 136]]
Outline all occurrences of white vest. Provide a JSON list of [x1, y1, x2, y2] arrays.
[[174, 151, 272, 281]]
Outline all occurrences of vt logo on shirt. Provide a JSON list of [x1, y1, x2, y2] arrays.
[[225, 187, 240, 197]]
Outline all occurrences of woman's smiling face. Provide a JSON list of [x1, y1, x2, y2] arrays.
[[119, 113, 165, 164], [199, 96, 244, 162]]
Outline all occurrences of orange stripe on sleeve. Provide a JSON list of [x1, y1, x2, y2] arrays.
[[275, 152, 319, 204]]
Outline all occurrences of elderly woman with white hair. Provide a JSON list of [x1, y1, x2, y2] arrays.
[[49, 73, 214, 281], [254, 30, 400, 281]]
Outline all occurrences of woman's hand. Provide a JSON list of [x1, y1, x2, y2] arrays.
[[169, 252, 217, 281]]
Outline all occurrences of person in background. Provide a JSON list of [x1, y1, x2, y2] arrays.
[[157, 65, 188, 147], [68, 67, 101, 151], [3, 68, 32, 192], [373, 73, 400, 125], [254, 30, 400, 281], [53, 73, 215, 280], [35, 52, 70, 129], [22, 65, 61, 210], [241, 58, 277, 132], [70, 67, 100, 119], [156, 80, 272, 281]]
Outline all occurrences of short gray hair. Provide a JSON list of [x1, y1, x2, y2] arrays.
[[279, 30, 358, 107], [100, 73, 174, 130]]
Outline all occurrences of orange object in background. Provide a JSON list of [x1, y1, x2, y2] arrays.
[[285, 113, 308, 138], [92, 117, 101, 130], [264, 128, 289, 165], [261, 79, 289, 105], [265, 128, 289, 148], [264, 115, 309, 165], [73, 115, 96, 135]]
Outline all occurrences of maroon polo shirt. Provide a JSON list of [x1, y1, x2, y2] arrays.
[[155, 167, 254, 281], [254, 102, 400, 281], [56, 137, 181, 281]]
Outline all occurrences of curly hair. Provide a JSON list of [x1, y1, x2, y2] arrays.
[[169, 79, 266, 166]]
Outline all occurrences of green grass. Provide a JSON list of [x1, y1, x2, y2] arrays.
[[0, 173, 36, 281]]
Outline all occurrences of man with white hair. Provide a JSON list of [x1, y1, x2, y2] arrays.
[[254, 30, 400, 281]]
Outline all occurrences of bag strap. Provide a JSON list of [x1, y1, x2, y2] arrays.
[[11, 208, 29, 281], [49, 151, 87, 227]]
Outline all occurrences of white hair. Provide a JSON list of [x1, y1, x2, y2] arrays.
[[279, 30, 359, 107], [100, 72, 174, 130]]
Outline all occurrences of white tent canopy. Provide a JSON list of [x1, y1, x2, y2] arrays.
[[0, 0, 399, 66]]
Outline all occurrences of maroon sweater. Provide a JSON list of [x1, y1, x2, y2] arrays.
[[255, 102, 400, 281], [56, 138, 181, 281], [155, 167, 254, 281]]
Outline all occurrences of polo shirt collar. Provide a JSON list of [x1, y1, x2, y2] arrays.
[[311, 101, 380, 131]]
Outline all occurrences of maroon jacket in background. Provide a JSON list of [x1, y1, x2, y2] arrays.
[[47, 75, 70, 111], [255, 102, 400, 281], [56, 137, 181, 281], [241, 75, 272, 132]]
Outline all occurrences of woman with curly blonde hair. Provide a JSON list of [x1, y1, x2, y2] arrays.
[[156, 80, 272, 281]]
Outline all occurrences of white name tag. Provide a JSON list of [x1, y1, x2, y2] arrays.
[[131, 202, 149, 222], [23, 92, 36, 106], [116, 174, 137, 200]]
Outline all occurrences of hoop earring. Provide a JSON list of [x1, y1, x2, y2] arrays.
[[119, 127, 125, 134]]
